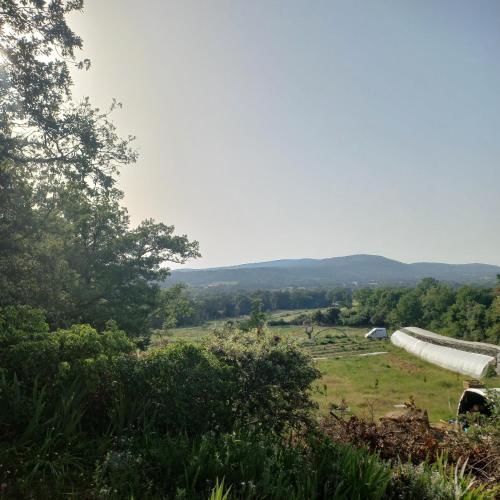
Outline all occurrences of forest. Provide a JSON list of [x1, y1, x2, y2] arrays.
[[0, 2, 498, 498]]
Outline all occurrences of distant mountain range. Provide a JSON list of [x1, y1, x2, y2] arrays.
[[166, 255, 500, 290]]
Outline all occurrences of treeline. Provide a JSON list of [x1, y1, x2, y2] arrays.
[[153, 286, 352, 327], [342, 277, 500, 344], [162, 277, 500, 344]]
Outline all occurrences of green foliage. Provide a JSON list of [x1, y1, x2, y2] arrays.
[[209, 478, 231, 500], [154, 284, 195, 332], [205, 329, 321, 431], [0, 315, 135, 388], [132, 343, 234, 434], [164, 287, 354, 327], [0, 2, 200, 336], [239, 297, 268, 332], [0, 305, 49, 345], [324, 306, 341, 325], [338, 278, 499, 344], [390, 290, 424, 328], [0, 308, 323, 496], [387, 457, 495, 500], [93, 432, 391, 500], [1, 311, 497, 498]]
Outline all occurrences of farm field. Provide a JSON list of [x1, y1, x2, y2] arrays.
[[166, 310, 500, 423]]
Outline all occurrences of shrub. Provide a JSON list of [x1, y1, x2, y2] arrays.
[[127, 343, 234, 434], [205, 329, 321, 431], [0, 305, 49, 348], [109, 332, 321, 436], [0, 314, 135, 387], [0, 312, 136, 442], [387, 456, 496, 500]]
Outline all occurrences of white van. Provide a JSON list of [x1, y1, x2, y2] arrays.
[[365, 327, 388, 340]]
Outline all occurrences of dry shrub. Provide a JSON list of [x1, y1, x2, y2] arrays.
[[321, 411, 499, 487]]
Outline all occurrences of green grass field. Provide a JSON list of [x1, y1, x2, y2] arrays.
[[165, 310, 500, 423]]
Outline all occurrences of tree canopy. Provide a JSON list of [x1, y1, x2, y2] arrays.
[[0, 0, 199, 335]]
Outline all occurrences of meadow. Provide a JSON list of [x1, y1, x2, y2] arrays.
[[166, 310, 500, 422]]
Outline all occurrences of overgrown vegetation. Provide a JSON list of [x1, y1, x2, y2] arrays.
[[1, 305, 498, 498], [321, 408, 500, 488], [1, 2, 499, 498]]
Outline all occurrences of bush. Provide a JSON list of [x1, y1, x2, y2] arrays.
[[387, 456, 496, 500], [0, 305, 49, 341], [206, 329, 321, 431], [126, 343, 234, 434], [0, 311, 323, 486]]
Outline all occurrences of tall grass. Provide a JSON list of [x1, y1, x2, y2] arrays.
[[92, 432, 392, 499]]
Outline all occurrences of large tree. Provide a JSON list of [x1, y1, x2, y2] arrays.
[[0, 1, 199, 334]]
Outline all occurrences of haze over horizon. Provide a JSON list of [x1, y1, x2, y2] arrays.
[[70, 1, 500, 269]]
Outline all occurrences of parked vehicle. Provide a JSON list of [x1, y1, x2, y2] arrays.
[[365, 327, 388, 340]]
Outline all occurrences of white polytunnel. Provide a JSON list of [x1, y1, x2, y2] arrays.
[[391, 327, 498, 379]]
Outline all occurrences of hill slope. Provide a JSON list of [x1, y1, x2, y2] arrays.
[[167, 254, 500, 289]]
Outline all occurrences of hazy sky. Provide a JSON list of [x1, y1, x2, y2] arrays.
[[70, 1, 500, 268]]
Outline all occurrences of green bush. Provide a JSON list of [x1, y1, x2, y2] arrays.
[[387, 457, 496, 500], [126, 343, 234, 434], [0, 310, 135, 386], [109, 332, 321, 435], [0, 311, 136, 444], [0, 305, 49, 347], [205, 329, 321, 431]]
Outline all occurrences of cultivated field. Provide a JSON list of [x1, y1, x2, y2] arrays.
[[165, 310, 500, 422]]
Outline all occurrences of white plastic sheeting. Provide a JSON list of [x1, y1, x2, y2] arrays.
[[457, 388, 500, 414], [391, 329, 496, 378], [401, 327, 500, 354]]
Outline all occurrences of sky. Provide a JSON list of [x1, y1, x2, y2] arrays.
[[70, 0, 500, 268]]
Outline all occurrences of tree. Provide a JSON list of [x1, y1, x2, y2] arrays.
[[240, 297, 267, 333], [441, 286, 493, 341], [0, 0, 135, 193], [390, 291, 423, 328], [311, 309, 325, 325], [0, 1, 200, 335], [324, 307, 341, 325], [420, 283, 455, 328], [485, 276, 500, 343], [155, 284, 195, 333]]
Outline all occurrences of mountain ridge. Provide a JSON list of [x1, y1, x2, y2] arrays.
[[167, 254, 500, 289]]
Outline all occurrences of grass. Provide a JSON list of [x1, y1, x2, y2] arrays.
[[166, 309, 500, 423], [317, 350, 460, 421]]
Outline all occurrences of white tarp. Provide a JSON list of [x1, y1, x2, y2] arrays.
[[391, 329, 495, 378]]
